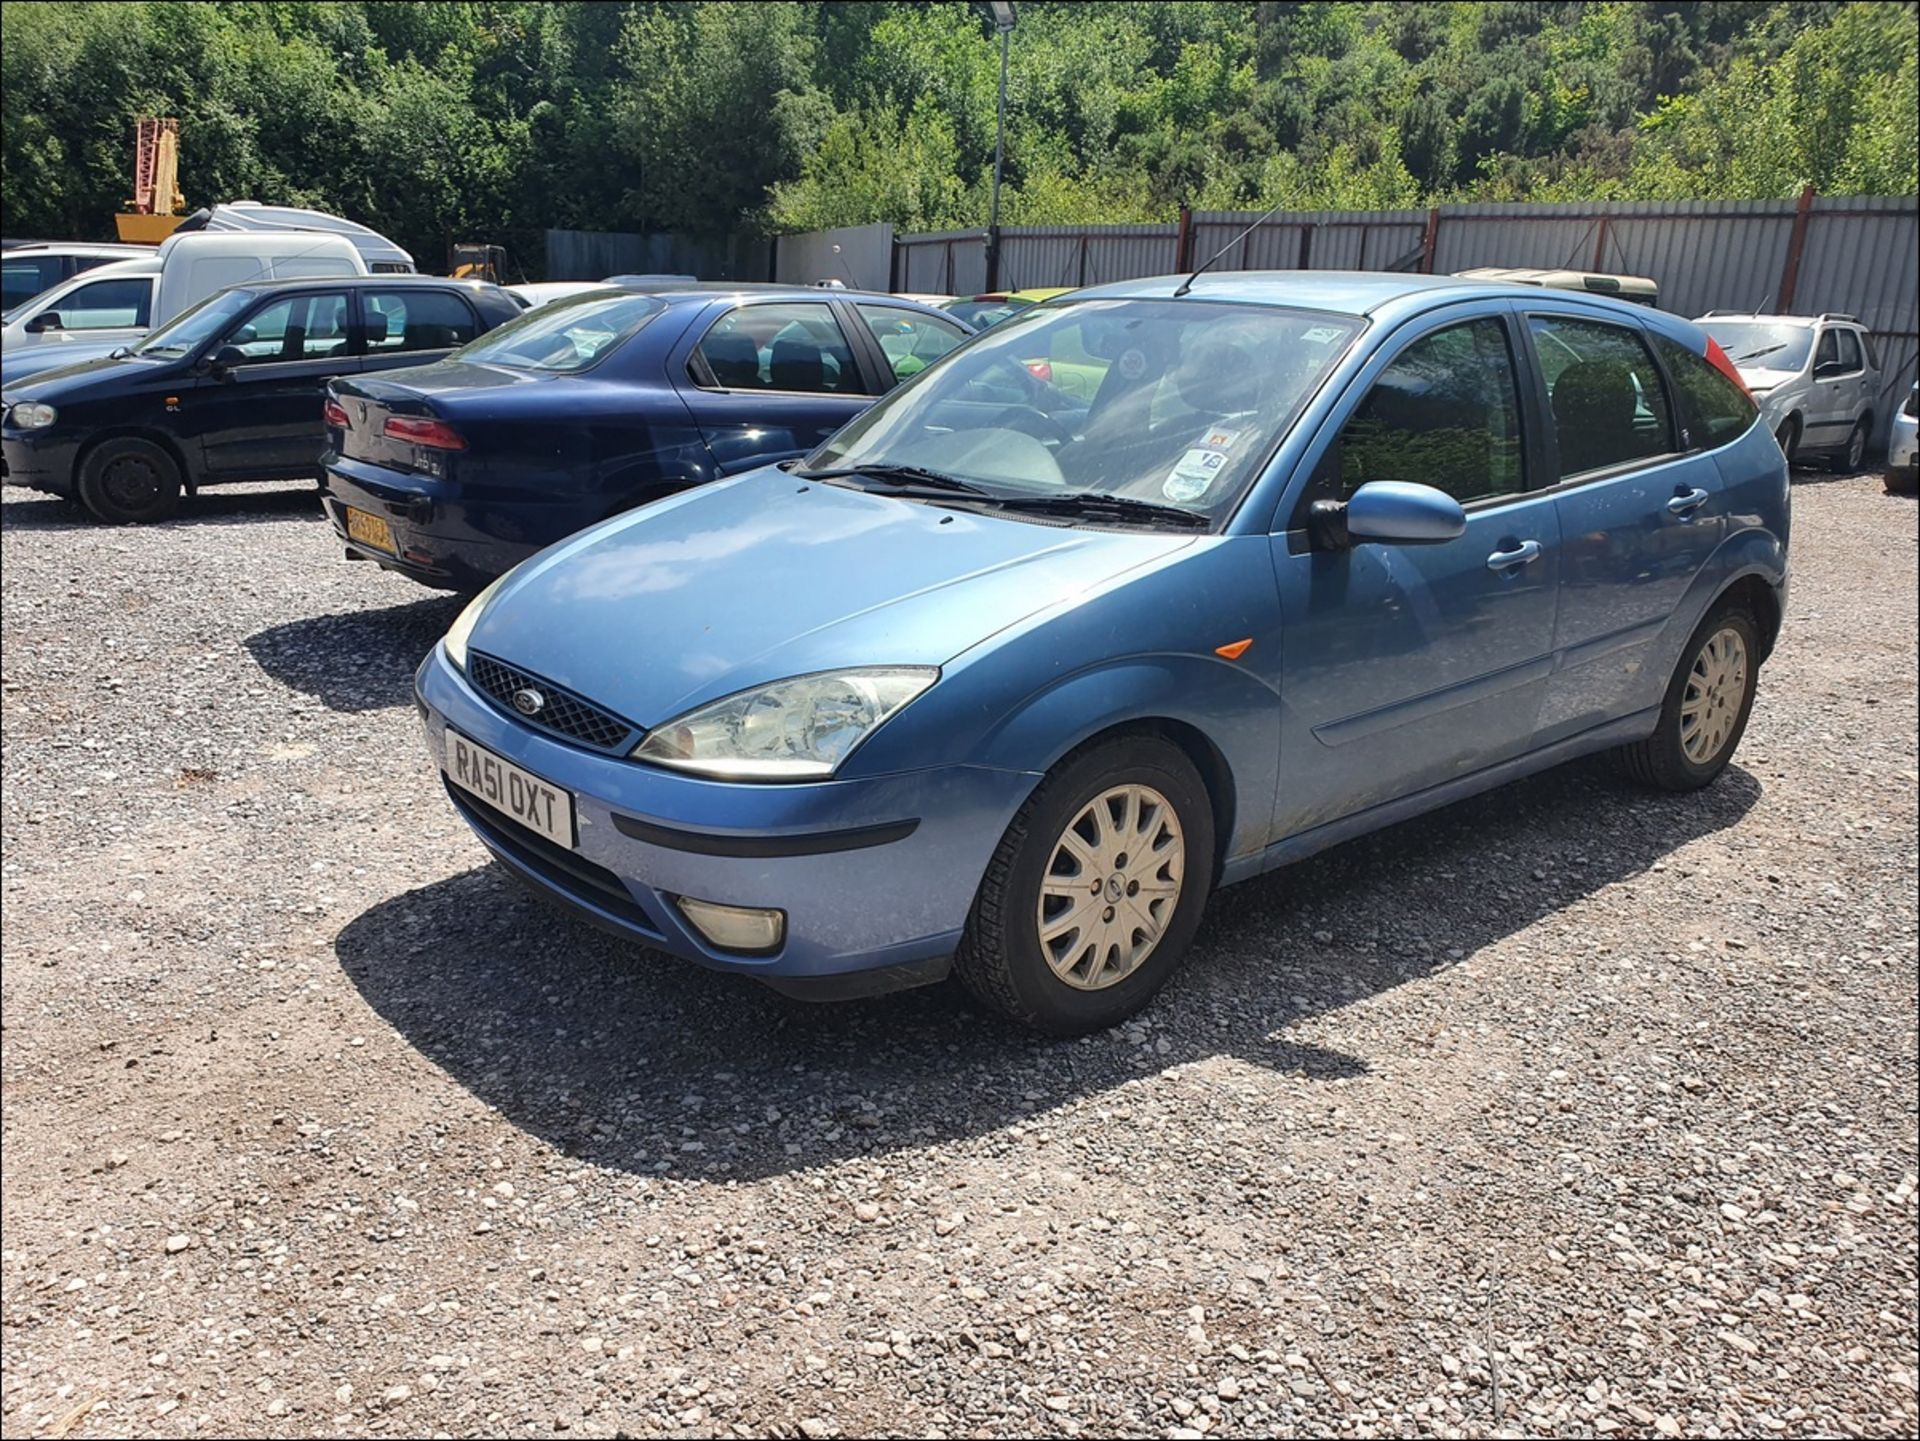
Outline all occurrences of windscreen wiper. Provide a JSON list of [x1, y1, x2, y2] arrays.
[[991, 491, 1211, 529], [1731, 342, 1786, 363], [796, 462, 996, 497]]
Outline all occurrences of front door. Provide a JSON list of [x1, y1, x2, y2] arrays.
[[194, 290, 361, 479], [1269, 309, 1562, 839], [671, 299, 877, 474]]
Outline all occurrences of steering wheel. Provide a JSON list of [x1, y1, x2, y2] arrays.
[[988, 404, 1076, 448]]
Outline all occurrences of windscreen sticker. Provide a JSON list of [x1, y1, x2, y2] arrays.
[[1116, 347, 1149, 380], [1200, 426, 1242, 450], [1163, 447, 1229, 502], [1301, 325, 1345, 344]]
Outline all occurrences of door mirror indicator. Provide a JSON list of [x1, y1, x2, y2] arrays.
[[1314, 481, 1468, 550]]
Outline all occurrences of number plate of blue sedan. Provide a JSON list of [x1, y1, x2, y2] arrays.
[[445, 730, 575, 849]]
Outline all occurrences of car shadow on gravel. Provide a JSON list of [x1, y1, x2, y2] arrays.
[[337, 757, 1762, 1182], [243, 595, 462, 712], [0, 483, 322, 531]]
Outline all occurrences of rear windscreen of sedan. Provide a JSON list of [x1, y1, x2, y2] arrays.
[[455, 293, 666, 373], [808, 298, 1363, 523]]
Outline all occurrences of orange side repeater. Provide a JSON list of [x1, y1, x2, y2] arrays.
[[1214, 638, 1253, 661]]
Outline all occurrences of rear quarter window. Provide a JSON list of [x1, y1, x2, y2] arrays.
[[1653, 334, 1758, 450]]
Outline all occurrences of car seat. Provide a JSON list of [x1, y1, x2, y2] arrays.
[[1551, 360, 1639, 473], [770, 337, 825, 392], [702, 332, 761, 388]]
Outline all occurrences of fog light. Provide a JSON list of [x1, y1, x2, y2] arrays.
[[674, 896, 785, 954]]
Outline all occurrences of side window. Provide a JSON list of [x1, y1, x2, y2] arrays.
[[855, 304, 966, 385], [222, 294, 352, 364], [1527, 315, 1673, 480], [1834, 329, 1863, 373], [4, 257, 68, 312], [1814, 330, 1839, 370], [693, 302, 858, 394], [364, 290, 480, 353], [1338, 318, 1525, 504], [51, 277, 152, 330], [1651, 335, 1757, 450]]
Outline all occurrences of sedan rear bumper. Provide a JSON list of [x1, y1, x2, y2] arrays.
[[414, 643, 1039, 994]]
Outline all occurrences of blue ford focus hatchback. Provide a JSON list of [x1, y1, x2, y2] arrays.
[[414, 272, 1788, 1035]]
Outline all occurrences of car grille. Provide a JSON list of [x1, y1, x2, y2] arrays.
[[467, 652, 638, 753]]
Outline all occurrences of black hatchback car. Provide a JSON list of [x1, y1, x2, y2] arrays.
[[0, 275, 521, 522]]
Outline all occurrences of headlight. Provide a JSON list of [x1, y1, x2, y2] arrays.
[[633, 667, 938, 780], [8, 402, 56, 429], [443, 573, 508, 671]]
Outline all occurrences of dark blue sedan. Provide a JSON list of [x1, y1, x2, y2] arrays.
[[320, 284, 972, 590]]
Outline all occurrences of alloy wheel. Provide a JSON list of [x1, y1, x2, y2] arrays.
[[1035, 782, 1185, 991], [1679, 626, 1749, 765]]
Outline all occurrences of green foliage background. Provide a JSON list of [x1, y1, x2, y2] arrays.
[[2, 1, 1914, 273]]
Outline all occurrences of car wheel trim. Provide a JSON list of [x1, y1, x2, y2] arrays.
[[1679, 626, 1748, 765], [1036, 782, 1184, 991], [102, 454, 163, 512]]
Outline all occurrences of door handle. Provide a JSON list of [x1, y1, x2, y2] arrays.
[[1667, 487, 1710, 518], [1486, 539, 1541, 572]]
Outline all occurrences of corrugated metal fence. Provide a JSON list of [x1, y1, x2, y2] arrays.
[[885, 194, 1917, 440], [544, 228, 771, 283]]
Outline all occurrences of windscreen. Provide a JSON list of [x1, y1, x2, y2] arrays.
[[1702, 321, 1813, 371], [132, 289, 254, 357], [804, 298, 1362, 526], [454, 292, 665, 373]]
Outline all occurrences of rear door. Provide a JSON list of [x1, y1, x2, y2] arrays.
[[358, 287, 485, 378], [1519, 305, 1725, 739], [670, 299, 878, 474], [193, 290, 362, 479]]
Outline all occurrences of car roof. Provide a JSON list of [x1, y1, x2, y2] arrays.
[[5, 242, 150, 257], [1696, 312, 1862, 328], [1068, 268, 1671, 320], [220, 274, 503, 296]]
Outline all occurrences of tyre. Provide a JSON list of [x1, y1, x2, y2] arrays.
[[955, 734, 1215, 1036], [1829, 418, 1868, 474], [76, 438, 182, 524], [1774, 417, 1799, 465], [1886, 466, 1919, 497], [1616, 600, 1760, 792]]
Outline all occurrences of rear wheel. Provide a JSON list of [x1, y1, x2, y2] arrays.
[[1774, 417, 1800, 465], [1830, 418, 1868, 474], [1616, 600, 1759, 792], [955, 734, 1214, 1035], [76, 438, 181, 524]]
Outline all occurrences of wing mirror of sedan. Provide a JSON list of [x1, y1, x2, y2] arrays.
[[1309, 481, 1468, 551], [1812, 360, 1848, 380], [23, 311, 62, 334]]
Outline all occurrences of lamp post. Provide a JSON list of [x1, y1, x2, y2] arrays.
[[986, 2, 1016, 292]]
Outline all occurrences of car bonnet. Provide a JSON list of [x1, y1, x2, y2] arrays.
[[465, 468, 1197, 728]]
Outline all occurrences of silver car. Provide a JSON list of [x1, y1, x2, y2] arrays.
[[1698, 311, 1880, 471], [1887, 383, 1917, 496]]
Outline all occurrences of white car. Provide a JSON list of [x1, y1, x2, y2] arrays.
[[1, 256, 160, 354], [1887, 383, 1917, 496], [504, 281, 613, 310], [1697, 311, 1881, 471], [1, 242, 151, 318]]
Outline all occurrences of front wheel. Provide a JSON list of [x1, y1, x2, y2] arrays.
[[955, 735, 1214, 1035], [77, 438, 182, 524], [1774, 417, 1800, 465], [1616, 601, 1759, 792]]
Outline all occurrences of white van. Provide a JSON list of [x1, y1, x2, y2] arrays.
[[1, 231, 367, 377]]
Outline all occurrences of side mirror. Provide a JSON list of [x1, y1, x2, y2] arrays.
[[204, 344, 247, 378], [1813, 360, 1846, 379], [1311, 481, 1467, 550], [24, 311, 62, 334]]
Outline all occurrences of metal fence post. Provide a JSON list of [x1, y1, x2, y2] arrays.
[[1421, 207, 1440, 273], [1175, 205, 1193, 272], [1777, 184, 1817, 311]]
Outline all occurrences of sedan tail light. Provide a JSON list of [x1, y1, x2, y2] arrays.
[[383, 415, 466, 450], [323, 399, 350, 429]]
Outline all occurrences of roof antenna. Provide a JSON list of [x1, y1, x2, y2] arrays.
[[1173, 196, 1290, 298]]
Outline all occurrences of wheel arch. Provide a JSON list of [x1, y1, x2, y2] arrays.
[[73, 426, 196, 493], [1051, 717, 1239, 886]]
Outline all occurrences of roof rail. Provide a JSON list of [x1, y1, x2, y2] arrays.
[[1701, 309, 1742, 317], [1818, 312, 1858, 323]]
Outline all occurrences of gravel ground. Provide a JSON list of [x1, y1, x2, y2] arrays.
[[2, 473, 1915, 1441]]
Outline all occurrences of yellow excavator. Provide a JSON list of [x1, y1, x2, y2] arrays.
[[451, 243, 508, 282], [115, 117, 187, 243]]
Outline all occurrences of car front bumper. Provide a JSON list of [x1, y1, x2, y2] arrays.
[[415, 644, 1040, 996], [0, 424, 81, 495]]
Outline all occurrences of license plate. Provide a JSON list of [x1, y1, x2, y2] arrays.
[[344, 505, 395, 554], [445, 731, 575, 849]]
